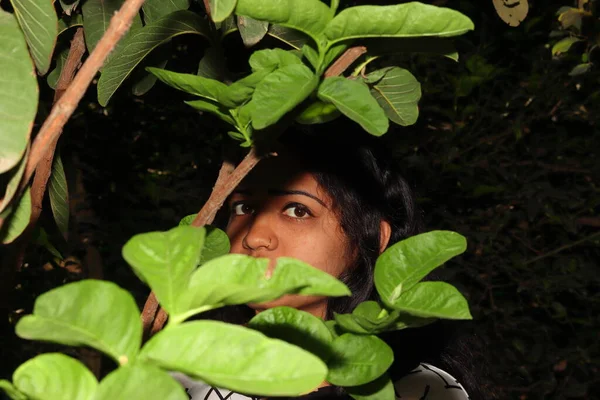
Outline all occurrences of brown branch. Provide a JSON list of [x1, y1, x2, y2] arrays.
[[324, 46, 367, 78], [19, 0, 147, 195], [203, 0, 211, 18]]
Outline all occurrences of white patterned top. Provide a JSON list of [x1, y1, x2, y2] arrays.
[[173, 363, 470, 399]]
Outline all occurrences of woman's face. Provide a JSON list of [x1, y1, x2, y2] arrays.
[[225, 153, 351, 318]]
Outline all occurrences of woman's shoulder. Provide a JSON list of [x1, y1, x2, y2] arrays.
[[393, 363, 471, 399]]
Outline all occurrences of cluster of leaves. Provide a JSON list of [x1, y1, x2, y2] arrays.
[[550, 0, 599, 75], [1, 224, 471, 400]]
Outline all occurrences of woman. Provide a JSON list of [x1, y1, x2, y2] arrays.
[[179, 124, 492, 399]]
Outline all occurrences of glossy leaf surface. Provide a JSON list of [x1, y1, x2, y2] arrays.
[[48, 154, 69, 238], [0, 10, 38, 174], [95, 365, 187, 400], [10, 0, 58, 75], [389, 281, 472, 319], [15, 280, 142, 363], [13, 353, 97, 400], [147, 67, 229, 102], [368, 67, 421, 126], [374, 231, 467, 308], [140, 321, 327, 396], [318, 77, 388, 136]]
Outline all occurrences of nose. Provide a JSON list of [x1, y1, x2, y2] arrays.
[[242, 213, 279, 252]]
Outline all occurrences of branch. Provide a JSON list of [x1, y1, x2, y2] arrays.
[[524, 231, 600, 265], [20, 0, 147, 194], [324, 46, 367, 78]]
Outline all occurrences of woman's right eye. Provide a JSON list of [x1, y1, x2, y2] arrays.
[[232, 203, 254, 216]]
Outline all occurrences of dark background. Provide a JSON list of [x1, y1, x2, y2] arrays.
[[1, 1, 598, 399]]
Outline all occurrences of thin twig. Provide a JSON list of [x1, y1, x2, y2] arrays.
[[524, 231, 600, 265]]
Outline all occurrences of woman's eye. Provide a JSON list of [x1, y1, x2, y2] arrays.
[[232, 203, 254, 216], [283, 204, 311, 219]]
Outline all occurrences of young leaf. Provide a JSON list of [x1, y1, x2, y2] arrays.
[[122, 225, 206, 317], [235, 0, 332, 42], [390, 281, 472, 320], [82, 0, 142, 54], [0, 380, 26, 400], [345, 373, 395, 400], [185, 99, 235, 125], [209, 0, 237, 23], [0, 148, 28, 214], [268, 24, 309, 50], [324, 3, 474, 44], [143, 0, 190, 23], [218, 68, 275, 107], [368, 67, 421, 126], [15, 280, 142, 364], [250, 64, 319, 130], [374, 231, 467, 308], [13, 353, 98, 400], [95, 365, 187, 400], [322, 42, 348, 69], [249, 306, 334, 360], [318, 77, 388, 136], [551, 36, 582, 56], [140, 321, 327, 396], [147, 67, 228, 102], [296, 101, 341, 125], [237, 15, 269, 47], [0, 188, 32, 244], [0, 10, 38, 174], [9, 0, 58, 75], [178, 218, 231, 264], [301, 44, 319, 69], [97, 10, 210, 106], [327, 334, 394, 386], [48, 154, 70, 238], [249, 48, 301, 71]]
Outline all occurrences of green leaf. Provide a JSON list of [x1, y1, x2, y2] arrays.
[[374, 231, 467, 308], [218, 68, 276, 107], [301, 44, 319, 69], [143, 0, 190, 23], [249, 48, 301, 71], [322, 42, 348, 68], [9, 0, 58, 75], [249, 306, 334, 360], [122, 225, 206, 317], [179, 218, 231, 263], [13, 353, 97, 400], [390, 281, 472, 320], [48, 154, 69, 238], [237, 15, 268, 47], [365, 37, 459, 61], [97, 10, 210, 106], [325, 3, 474, 44], [47, 46, 69, 89], [269, 257, 351, 297], [82, 0, 142, 54], [552, 36, 582, 56], [209, 0, 237, 23], [318, 77, 388, 136], [197, 47, 227, 81], [57, 14, 83, 36], [250, 64, 318, 130], [346, 373, 395, 400], [147, 67, 228, 102], [0, 188, 31, 245], [296, 101, 341, 124], [95, 365, 187, 400], [0, 10, 38, 174], [140, 320, 327, 396], [268, 24, 308, 49], [368, 67, 421, 126], [0, 380, 26, 400], [0, 148, 28, 214], [235, 0, 332, 43], [33, 227, 63, 259], [15, 280, 142, 364], [185, 99, 235, 125], [132, 58, 168, 96], [569, 63, 591, 76], [59, 0, 81, 16], [327, 334, 394, 386]]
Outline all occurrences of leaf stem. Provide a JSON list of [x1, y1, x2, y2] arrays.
[[330, 0, 340, 15], [351, 55, 379, 77]]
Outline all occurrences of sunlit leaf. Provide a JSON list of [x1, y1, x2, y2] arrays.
[[390, 281, 472, 320], [95, 365, 187, 400], [48, 154, 69, 238], [0, 380, 26, 400], [147, 67, 229, 103]]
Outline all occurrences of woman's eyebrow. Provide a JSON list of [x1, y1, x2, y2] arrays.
[[268, 189, 327, 207]]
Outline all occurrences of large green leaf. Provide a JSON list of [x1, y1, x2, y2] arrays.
[[95, 365, 187, 400], [374, 231, 467, 308], [209, 0, 237, 23], [324, 3, 474, 44], [143, 0, 190, 23], [0, 188, 31, 244], [368, 67, 421, 126], [122, 225, 206, 317], [0, 148, 28, 214], [82, 0, 142, 54], [327, 334, 394, 386], [15, 280, 142, 364], [249, 48, 301, 71], [250, 64, 318, 130], [147, 67, 228, 102], [97, 10, 210, 106], [237, 15, 269, 47], [318, 77, 388, 136], [345, 373, 394, 400], [48, 154, 69, 238], [0, 10, 38, 174], [140, 321, 328, 396], [13, 353, 97, 400], [249, 306, 334, 360], [10, 0, 58, 75], [0, 380, 26, 400], [268, 24, 308, 50], [388, 281, 472, 319], [235, 0, 331, 43]]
